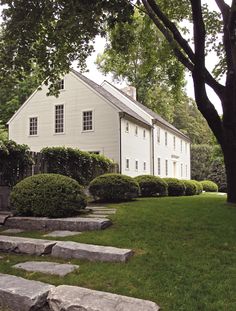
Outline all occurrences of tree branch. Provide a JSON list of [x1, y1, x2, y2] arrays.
[[215, 0, 230, 24]]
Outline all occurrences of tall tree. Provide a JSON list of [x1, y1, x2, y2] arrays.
[[0, 0, 235, 202]]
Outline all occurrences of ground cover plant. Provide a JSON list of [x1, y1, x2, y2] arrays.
[[0, 194, 235, 311]]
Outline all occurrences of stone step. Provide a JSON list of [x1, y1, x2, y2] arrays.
[[51, 241, 133, 262], [0, 273, 54, 311], [88, 207, 117, 211], [1, 228, 25, 234], [85, 214, 110, 219], [5, 216, 112, 232], [91, 210, 116, 215], [48, 285, 160, 311], [44, 230, 82, 238], [0, 236, 56, 255], [14, 261, 79, 277]]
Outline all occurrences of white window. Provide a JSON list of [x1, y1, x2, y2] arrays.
[[135, 160, 138, 171], [125, 158, 130, 170], [157, 157, 161, 175], [173, 136, 176, 150], [58, 79, 64, 90], [143, 161, 146, 171], [165, 159, 168, 176], [29, 117, 38, 136], [143, 129, 146, 139], [55, 104, 64, 133], [83, 110, 93, 131], [135, 126, 138, 136], [157, 127, 160, 143], [165, 132, 168, 146], [125, 122, 129, 133], [181, 140, 183, 152], [181, 163, 183, 177], [185, 142, 187, 153]]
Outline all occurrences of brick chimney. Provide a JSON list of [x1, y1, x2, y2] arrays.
[[121, 86, 137, 101]]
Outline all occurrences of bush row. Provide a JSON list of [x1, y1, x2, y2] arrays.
[[41, 147, 116, 185], [88, 174, 218, 202]]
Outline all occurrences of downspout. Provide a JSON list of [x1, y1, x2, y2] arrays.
[[119, 113, 124, 174]]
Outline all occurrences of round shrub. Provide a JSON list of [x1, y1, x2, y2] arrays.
[[134, 175, 168, 197], [200, 180, 218, 192], [163, 178, 185, 196], [182, 180, 198, 196], [10, 174, 87, 218], [89, 173, 139, 202], [192, 180, 203, 195]]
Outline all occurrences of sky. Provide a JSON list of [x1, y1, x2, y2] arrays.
[[0, 1, 232, 115]]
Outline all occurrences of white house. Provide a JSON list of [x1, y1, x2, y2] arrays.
[[7, 69, 191, 179]]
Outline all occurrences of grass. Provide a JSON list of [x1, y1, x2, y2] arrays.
[[0, 193, 236, 310]]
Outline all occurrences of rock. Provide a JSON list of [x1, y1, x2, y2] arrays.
[[1, 228, 24, 234], [5, 216, 112, 231], [48, 285, 160, 311], [0, 273, 54, 311], [14, 261, 79, 276], [44, 231, 82, 238], [51, 241, 133, 262], [0, 214, 10, 225], [0, 236, 56, 255]]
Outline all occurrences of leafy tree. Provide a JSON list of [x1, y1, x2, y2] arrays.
[[191, 145, 215, 181], [0, 121, 8, 140], [0, 0, 236, 202]]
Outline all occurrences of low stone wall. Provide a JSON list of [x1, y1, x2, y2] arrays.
[[0, 186, 11, 211]]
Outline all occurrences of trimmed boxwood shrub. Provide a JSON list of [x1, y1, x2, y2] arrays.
[[200, 180, 218, 192], [192, 180, 203, 195], [134, 175, 168, 197], [89, 173, 139, 202], [163, 178, 185, 196], [182, 180, 198, 196], [10, 173, 87, 218]]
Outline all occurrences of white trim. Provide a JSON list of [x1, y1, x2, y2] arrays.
[[125, 158, 130, 171], [135, 159, 139, 171], [28, 116, 38, 137], [53, 103, 65, 135]]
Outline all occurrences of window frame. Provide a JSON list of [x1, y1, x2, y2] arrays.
[[165, 159, 168, 176], [135, 159, 139, 171], [165, 131, 168, 146], [143, 161, 147, 171], [135, 125, 138, 136], [54, 103, 65, 134], [157, 127, 160, 143], [125, 121, 129, 133], [29, 116, 38, 136], [157, 157, 161, 175], [125, 158, 130, 171], [82, 109, 94, 132]]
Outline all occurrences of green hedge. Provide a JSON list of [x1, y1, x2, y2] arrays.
[[0, 140, 33, 186], [200, 180, 218, 192], [182, 180, 198, 196], [89, 173, 139, 202], [10, 174, 87, 218], [41, 147, 115, 185], [192, 180, 203, 195], [163, 178, 186, 196], [134, 175, 168, 197]]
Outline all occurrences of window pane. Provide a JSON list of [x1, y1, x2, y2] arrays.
[[29, 117, 38, 136], [55, 105, 64, 133], [83, 111, 93, 131]]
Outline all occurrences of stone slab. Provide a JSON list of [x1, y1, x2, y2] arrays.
[[91, 210, 116, 215], [0, 236, 56, 255], [51, 241, 133, 262], [89, 207, 117, 211], [85, 214, 110, 218], [44, 230, 82, 238], [0, 214, 10, 225], [0, 273, 54, 311], [48, 285, 160, 311], [5, 216, 112, 232], [1, 228, 25, 234], [14, 261, 79, 277]]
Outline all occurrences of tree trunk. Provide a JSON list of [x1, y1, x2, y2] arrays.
[[223, 145, 236, 203]]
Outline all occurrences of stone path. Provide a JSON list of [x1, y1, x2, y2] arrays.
[[44, 230, 82, 238], [0, 273, 160, 311], [14, 261, 79, 276], [1, 228, 24, 234], [0, 236, 133, 262], [51, 241, 133, 262]]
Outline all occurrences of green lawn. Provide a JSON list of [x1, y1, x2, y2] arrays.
[[0, 193, 236, 310]]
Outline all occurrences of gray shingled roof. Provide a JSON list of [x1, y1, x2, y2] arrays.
[[103, 80, 190, 141], [71, 69, 151, 127]]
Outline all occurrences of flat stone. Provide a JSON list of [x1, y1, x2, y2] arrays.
[[5, 216, 112, 231], [48, 285, 160, 311], [89, 207, 117, 211], [0, 273, 54, 311], [1, 228, 24, 234], [85, 214, 110, 218], [0, 236, 56, 255], [14, 261, 79, 277], [0, 214, 10, 225], [92, 210, 116, 215], [44, 230, 82, 238], [51, 241, 133, 262]]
